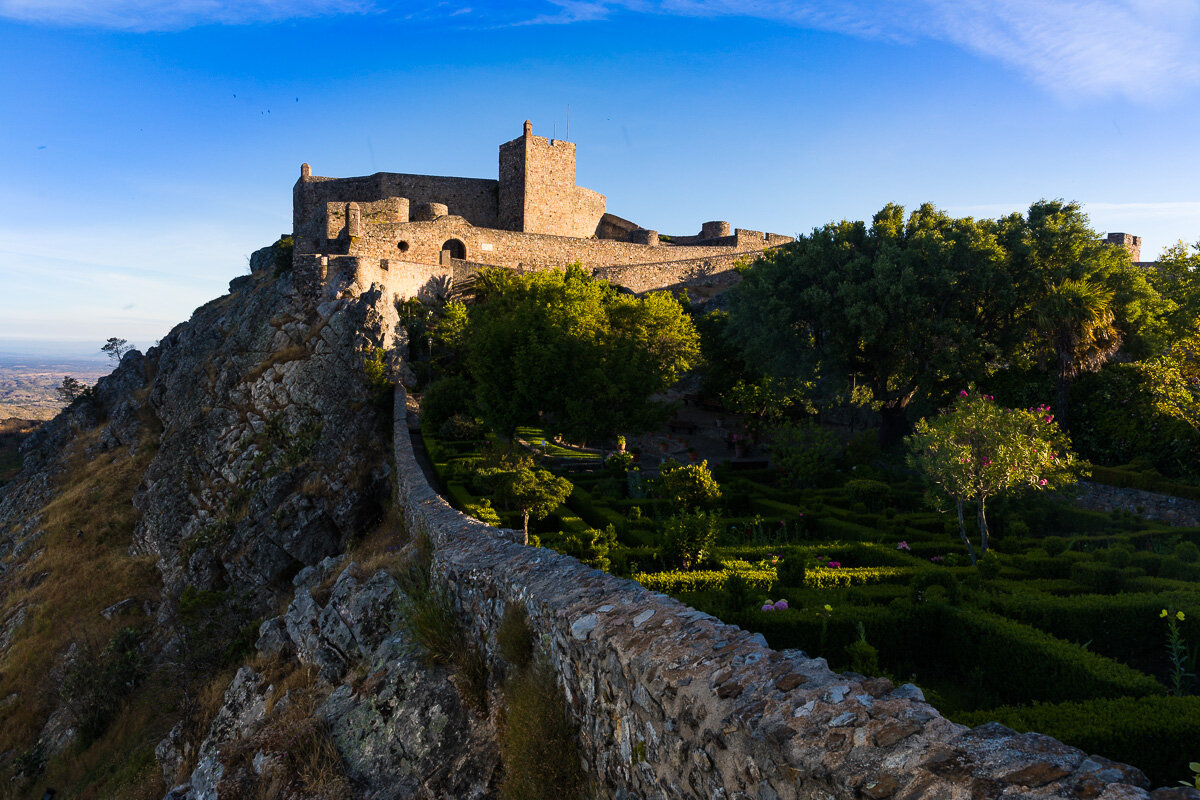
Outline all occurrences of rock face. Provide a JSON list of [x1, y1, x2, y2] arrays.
[[129, 258, 402, 607], [164, 560, 500, 800]]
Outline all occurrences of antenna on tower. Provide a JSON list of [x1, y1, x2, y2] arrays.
[[566, 104, 570, 141]]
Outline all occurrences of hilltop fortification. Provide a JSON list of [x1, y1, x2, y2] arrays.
[[292, 121, 793, 298]]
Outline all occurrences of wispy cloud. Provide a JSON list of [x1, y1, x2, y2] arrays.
[[0, 0, 375, 32], [513, 0, 1200, 99]]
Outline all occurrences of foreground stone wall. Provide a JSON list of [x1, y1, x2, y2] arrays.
[[390, 387, 1184, 800]]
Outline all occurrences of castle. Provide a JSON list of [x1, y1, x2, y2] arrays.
[[292, 121, 793, 297]]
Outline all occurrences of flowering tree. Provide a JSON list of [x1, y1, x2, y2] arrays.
[[906, 391, 1081, 564]]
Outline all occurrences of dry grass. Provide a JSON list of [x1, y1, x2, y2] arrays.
[[343, 500, 407, 576], [217, 664, 351, 800], [0, 424, 159, 772]]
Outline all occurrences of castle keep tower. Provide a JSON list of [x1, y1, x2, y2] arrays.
[[498, 120, 606, 238], [1106, 232, 1142, 263]]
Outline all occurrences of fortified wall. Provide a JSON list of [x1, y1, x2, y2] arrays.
[[389, 388, 1180, 800], [292, 121, 793, 299]]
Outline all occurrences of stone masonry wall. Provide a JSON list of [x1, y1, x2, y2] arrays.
[[390, 386, 1182, 800], [347, 217, 775, 275], [594, 252, 754, 293], [293, 170, 500, 246], [1074, 481, 1200, 527], [498, 124, 607, 239]]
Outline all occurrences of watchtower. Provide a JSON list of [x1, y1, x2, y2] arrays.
[[498, 120, 605, 238]]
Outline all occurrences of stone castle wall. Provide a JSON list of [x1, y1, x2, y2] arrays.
[[389, 386, 1170, 800], [345, 216, 778, 276], [593, 251, 752, 293], [293, 169, 501, 247]]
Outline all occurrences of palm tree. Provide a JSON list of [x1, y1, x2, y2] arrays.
[[1032, 277, 1121, 429]]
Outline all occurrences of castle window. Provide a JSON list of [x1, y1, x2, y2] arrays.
[[397, 240, 410, 252]]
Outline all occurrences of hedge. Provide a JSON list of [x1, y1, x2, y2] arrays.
[[566, 485, 627, 534], [977, 590, 1200, 671], [954, 695, 1200, 787], [909, 605, 1166, 706], [804, 566, 910, 589], [633, 567, 776, 594]]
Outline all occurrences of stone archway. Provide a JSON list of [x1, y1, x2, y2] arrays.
[[440, 238, 467, 264]]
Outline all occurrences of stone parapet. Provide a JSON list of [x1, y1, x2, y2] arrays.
[[390, 386, 1176, 800]]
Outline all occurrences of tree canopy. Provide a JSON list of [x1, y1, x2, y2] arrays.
[[726, 200, 1174, 442], [906, 391, 1081, 564], [463, 264, 700, 443]]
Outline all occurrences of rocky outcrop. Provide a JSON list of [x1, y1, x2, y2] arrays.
[[105, 253, 406, 619], [164, 557, 500, 799]]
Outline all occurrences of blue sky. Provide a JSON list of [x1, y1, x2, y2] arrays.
[[1, 0, 1198, 358]]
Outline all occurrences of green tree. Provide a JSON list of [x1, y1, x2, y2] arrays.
[[1148, 240, 1200, 340], [727, 204, 1012, 446], [500, 467, 573, 543], [465, 265, 700, 443], [55, 376, 88, 403], [1012, 201, 1170, 424], [1030, 277, 1121, 430], [101, 337, 132, 364], [654, 459, 721, 510], [906, 391, 1081, 564], [661, 510, 720, 570]]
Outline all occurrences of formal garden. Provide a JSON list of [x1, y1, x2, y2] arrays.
[[401, 201, 1200, 788]]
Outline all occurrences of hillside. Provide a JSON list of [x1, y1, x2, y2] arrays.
[[0, 243, 499, 798], [0, 240, 1193, 800]]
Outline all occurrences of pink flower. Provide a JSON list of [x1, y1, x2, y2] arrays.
[[897, 541, 910, 551], [773, 599, 789, 610], [827, 561, 842, 568], [1039, 479, 1047, 486], [960, 390, 969, 397]]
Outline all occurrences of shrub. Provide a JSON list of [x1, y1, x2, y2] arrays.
[[498, 602, 534, 670], [770, 420, 841, 487], [1175, 541, 1200, 563], [845, 479, 891, 511], [661, 510, 721, 570], [59, 627, 145, 745], [633, 568, 776, 594], [463, 498, 502, 527], [845, 622, 880, 676], [909, 569, 963, 605], [562, 525, 618, 572], [776, 552, 806, 587], [805, 566, 908, 590], [655, 460, 721, 510], [500, 660, 584, 800], [362, 347, 393, 406]]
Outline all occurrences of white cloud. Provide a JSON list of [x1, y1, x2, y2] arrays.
[[514, 0, 1200, 100], [0, 0, 375, 31]]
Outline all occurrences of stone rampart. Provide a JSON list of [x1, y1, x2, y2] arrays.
[[348, 217, 775, 275], [390, 386, 1174, 800], [594, 252, 753, 293], [1074, 481, 1200, 527]]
